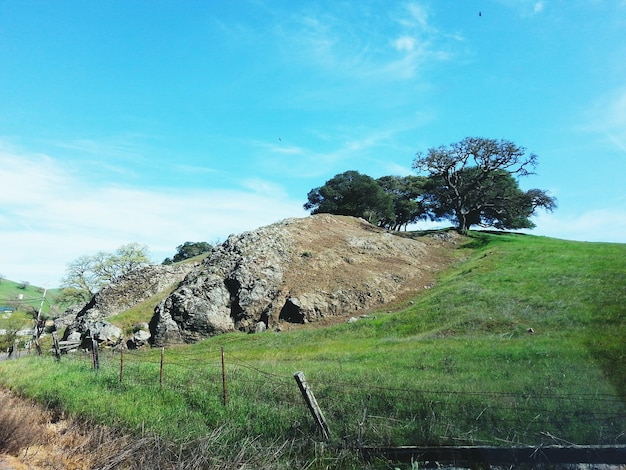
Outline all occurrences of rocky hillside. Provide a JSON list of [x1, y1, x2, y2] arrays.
[[61, 262, 198, 346], [150, 214, 459, 345]]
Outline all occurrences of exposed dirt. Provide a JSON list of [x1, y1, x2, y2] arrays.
[[152, 214, 466, 343], [277, 215, 464, 330]]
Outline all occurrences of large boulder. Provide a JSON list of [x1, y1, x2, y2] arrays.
[[150, 214, 457, 346]]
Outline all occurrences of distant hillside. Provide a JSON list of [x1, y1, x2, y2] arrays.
[[0, 279, 58, 315]]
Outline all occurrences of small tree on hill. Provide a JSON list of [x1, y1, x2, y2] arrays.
[[163, 241, 213, 265], [62, 243, 151, 298], [304, 171, 395, 226]]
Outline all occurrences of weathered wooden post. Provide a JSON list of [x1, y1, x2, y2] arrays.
[[52, 332, 61, 361], [119, 346, 124, 383], [294, 371, 330, 440], [159, 347, 164, 387], [92, 338, 100, 371], [221, 346, 227, 406]]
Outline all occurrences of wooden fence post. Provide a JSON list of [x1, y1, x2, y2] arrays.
[[221, 347, 227, 407], [90, 338, 95, 369], [92, 338, 100, 371], [119, 346, 124, 383], [52, 332, 61, 361], [159, 347, 164, 388], [294, 371, 330, 440]]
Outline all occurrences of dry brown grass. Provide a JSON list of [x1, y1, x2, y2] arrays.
[[0, 388, 306, 469], [0, 389, 48, 455]]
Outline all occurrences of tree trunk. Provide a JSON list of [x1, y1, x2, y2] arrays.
[[455, 209, 470, 235]]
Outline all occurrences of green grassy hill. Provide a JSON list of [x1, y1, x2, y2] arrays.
[[0, 280, 65, 350], [0, 279, 66, 315], [1, 231, 624, 468], [0, 279, 48, 312]]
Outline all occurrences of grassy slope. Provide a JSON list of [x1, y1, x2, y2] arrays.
[[0, 281, 61, 349], [0, 279, 66, 318], [0, 233, 624, 455], [0, 280, 49, 313]]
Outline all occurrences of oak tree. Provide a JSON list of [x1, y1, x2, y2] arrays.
[[414, 137, 556, 234], [304, 171, 395, 226], [61, 243, 151, 297]]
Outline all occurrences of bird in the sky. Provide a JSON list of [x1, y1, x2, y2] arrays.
[[479, 11, 482, 16]]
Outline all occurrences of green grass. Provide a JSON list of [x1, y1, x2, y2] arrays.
[[0, 278, 67, 317], [107, 283, 178, 335], [0, 279, 49, 313], [1, 232, 624, 467]]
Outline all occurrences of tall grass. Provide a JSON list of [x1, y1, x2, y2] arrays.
[[0, 232, 624, 468]]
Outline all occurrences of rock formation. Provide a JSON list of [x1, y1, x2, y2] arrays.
[[62, 262, 198, 347], [150, 214, 454, 345]]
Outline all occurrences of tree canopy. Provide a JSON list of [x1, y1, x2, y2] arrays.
[[61, 243, 151, 297], [376, 175, 429, 230], [304, 171, 394, 225], [163, 241, 213, 265], [414, 137, 556, 234], [304, 137, 556, 235]]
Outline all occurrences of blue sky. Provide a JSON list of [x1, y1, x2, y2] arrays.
[[1, 0, 625, 287]]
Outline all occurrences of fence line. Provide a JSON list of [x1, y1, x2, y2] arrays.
[[3, 345, 625, 451]]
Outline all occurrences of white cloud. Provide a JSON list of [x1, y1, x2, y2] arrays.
[[393, 36, 416, 52], [0, 147, 306, 287], [400, 2, 431, 30], [254, 140, 305, 155], [496, 0, 547, 17], [280, 2, 451, 84], [523, 209, 626, 243]]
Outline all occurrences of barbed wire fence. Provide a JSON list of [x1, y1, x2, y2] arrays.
[[20, 343, 624, 451]]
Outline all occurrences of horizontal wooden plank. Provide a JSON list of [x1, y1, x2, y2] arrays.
[[361, 445, 626, 465]]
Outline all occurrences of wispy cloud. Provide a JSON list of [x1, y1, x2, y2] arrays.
[[174, 164, 220, 175], [496, 0, 547, 17], [253, 114, 430, 180], [278, 1, 453, 84], [0, 146, 306, 286], [582, 86, 626, 153], [253, 140, 305, 155]]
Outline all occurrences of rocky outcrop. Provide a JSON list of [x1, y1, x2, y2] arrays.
[[150, 214, 453, 346], [62, 263, 198, 346], [149, 222, 290, 344]]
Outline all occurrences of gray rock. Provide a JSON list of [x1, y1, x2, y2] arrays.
[[62, 262, 197, 346], [127, 329, 151, 349], [85, 321, 123, 347]]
